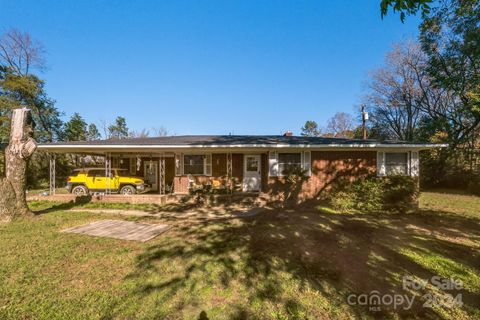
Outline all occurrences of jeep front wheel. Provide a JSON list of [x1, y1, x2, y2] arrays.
[[120, 185, 136, 195], [72, 185, 88, 196]]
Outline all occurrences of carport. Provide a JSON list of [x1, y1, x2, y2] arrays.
[[39, 147, 173, 196]]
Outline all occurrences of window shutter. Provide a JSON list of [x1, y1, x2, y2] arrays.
[[410, 151, 419, 177], [175, 153, 183, 176], [204, 154, 212, 176], [268, 151, 278, 177], [377, 152, 386, 176], [303, 151, 311, 176]]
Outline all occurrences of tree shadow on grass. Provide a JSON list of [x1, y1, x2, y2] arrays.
[[104, 205, 480, 319], [32, 195, 93, 214]]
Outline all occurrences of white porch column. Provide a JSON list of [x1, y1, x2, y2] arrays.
[[159, 155, 166, 195], [105, 153, 111, 194], [49, 153, 56, 195]]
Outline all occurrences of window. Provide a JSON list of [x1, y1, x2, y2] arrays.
[[184, 155, 205, 175], [129, 158, 137, 175], [87, 169, 105, 177], [246, 156, 259, 172], [385, 152, 408, 175], [278, 153, 302, 175]]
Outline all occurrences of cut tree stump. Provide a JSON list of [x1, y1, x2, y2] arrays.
[[0, 179, 16, 223], [0, 108, 37, 221]]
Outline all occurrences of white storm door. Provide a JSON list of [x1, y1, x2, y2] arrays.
[[144, 161, 158, 191], [243, 155, 261, 192]]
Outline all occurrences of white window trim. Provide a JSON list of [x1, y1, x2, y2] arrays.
[[182, 153, 212, 176], [303, 151, 311, 177], [269, 151, 311, 177], [378, 151, 413, 177], [175, 153, 183, 176], [269, 151, 278, 177], [410, 151, 420, 177]]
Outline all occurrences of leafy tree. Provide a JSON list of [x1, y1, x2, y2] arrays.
[[300, 121, 321, 137], [380, 0, 433, 22], [419, 0, 480, 140], [108, 116, 128, 139], [86, 123, 100, 141], [376, 0, 480, 189], [379, 1, 480, 145], [63, 113, 87, 141]]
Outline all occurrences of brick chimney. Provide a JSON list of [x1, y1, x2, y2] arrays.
[[283, 131, 293, 137]]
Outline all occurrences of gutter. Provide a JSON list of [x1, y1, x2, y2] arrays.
[[37, 143, 449, 150]]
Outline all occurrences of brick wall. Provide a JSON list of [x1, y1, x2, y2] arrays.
[[266, 151, 376, 202], [173, 153, 245, 193], [173, 176, 190, 194], [212, 154, 227, 176], [173, 151, 376, 198]]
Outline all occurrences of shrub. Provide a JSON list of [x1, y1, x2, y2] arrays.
[[329, 175, 419, 213], [330, 190, 357, 212], [383, 175, 420, 211], [467, 176, 480, 196]]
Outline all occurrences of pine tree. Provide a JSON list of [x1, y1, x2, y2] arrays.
[[300, 121, 321, 137], [63, 113, 87, 141], [108, 116, 128, 139], [86, 123, 100, 141]]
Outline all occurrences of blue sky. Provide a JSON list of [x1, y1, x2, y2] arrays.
[[1, 0, 419, 136]]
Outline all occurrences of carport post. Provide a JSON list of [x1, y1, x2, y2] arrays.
[[105, 153, 111, 194], [159, 155, 165, 195], [49, 153, 56, 195]]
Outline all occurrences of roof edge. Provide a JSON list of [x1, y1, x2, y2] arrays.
[[37, 143, 449, 150]]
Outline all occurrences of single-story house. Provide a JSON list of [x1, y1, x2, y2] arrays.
[[37, 134, 446, 200]]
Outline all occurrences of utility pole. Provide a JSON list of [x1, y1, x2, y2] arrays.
[[361, 105, 368, 140]]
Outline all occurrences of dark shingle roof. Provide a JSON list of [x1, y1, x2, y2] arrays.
[[41, 135, 413, 146]]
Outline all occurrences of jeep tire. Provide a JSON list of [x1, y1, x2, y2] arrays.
[[72, 185, 88, 196], [120, 185, 136, 195]]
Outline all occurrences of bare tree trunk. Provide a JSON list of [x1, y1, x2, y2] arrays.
[[0, 108, 37, 222]]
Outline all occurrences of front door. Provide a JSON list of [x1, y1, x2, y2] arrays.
[[144, 161, 158, 191], [243, 155, 261, 192]]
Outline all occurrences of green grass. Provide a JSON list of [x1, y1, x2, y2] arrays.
[[26, 187, 69, 196], [0, 191, 479, 319], [420, 191, 480, 218]]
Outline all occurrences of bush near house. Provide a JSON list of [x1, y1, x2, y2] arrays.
[[467, 175, 480, 196], [330, 175, 419, 213]]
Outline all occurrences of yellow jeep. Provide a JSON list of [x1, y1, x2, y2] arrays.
[[66, 168, 148, 196]]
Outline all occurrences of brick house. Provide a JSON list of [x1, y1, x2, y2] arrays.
[[38, 135, 446, 200]]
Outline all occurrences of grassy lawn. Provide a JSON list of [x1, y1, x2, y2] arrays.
[[1, 192, 479, 319]]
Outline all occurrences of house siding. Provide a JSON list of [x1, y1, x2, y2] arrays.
[[173, 153, 242, 194], [135, 157, 176, 192], [212, 153, 227, 176], [117, 151, 376, 197], [266, 151, 376, 201], [232, 153, 243, 180], [173, 176, 190, 194]]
